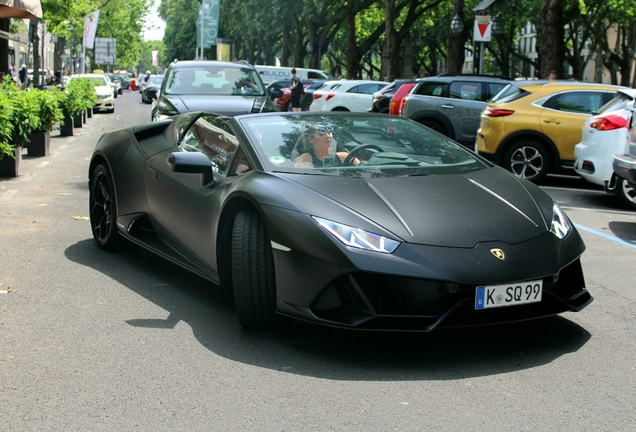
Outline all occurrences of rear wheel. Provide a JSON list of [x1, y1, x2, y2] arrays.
[[503, 140, 550, 183], [420, 119, 447, 136], [89, 163, 123, 250], [232, 208, 278, 328], [615, 178, 636, 210]]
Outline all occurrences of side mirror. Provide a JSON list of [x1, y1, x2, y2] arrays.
[[167, 152, 215, 187]]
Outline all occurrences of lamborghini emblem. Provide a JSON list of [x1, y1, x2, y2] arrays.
[[490, 248, 505, 260]]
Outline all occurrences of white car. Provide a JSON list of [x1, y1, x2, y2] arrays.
[[309, 80, 389, 112], [69, 74, 115, 114], [574, 88, 636, 209]]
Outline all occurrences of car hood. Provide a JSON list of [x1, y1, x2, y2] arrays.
[[161, 94, 276, 115], [279, 167, 552, 248]]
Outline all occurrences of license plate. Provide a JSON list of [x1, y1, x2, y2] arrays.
[[475, 280, 542, 309]]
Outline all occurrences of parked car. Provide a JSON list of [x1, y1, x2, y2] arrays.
[[141, 74, 165, 104], [300, 80, 327, 111], [390, 82, 417, 115], [613, 102, 636, 190], [88, 111, 592, 331], [476, 80, 627, 182], [105, 73, 125, 94], [574, 89, 636, 209], [400, 74, 509, 147], [370, 79, 416, 113], [255, 65, 331, 84], [69, 73, 115, 113], [151, 60, 280, 121], [266, 79, 313, 111], [309, 80, 389, 112]]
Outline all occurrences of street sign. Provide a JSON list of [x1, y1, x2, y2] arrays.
[[473, 16, 492, 42], [95, 37, 116, 65], [196, 0, 219, 48]]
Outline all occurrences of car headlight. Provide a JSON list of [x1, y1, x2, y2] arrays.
[[313, 217, 400, 253], [550, 203, 571, 239]]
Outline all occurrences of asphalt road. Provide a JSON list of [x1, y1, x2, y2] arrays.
[[1, 92, 635, 430]]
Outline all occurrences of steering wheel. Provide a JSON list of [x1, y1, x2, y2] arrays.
[[343, 144, 384, 166]]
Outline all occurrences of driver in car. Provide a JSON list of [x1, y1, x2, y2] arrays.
[[295, 125, 359, 168]]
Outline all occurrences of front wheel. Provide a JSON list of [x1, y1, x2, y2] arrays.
[[503, 140, 550, 183], [615, 178, 636, 210], [232, 208, 278, 328], [89, 163, 123, 249]]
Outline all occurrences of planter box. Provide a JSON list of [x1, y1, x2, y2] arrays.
[[60, 116, 74, 136], [27, 131, 50, 157], [0, 147, 22, 178], [73, 114, 83, 128], [83, 111, 87, 123], [87, 108, 93, 118]]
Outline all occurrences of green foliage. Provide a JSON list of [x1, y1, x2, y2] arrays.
[[0, 80, 42, 149], [0, 87, 15, 158], [60, 78, 94, 117], [30, 89, 65, 133]]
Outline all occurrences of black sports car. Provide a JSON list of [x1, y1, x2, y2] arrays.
[[89, 111, 592, 331]]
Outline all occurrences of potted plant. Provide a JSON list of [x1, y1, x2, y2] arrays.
[[27, 88, 64, 157], [0, 80, 40, 177], [0, 86, 17, 177], [58, 79, 85, 136]]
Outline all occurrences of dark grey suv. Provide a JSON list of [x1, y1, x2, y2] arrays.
[[400, 74, 509, 147], [151, 60, 280, 121]]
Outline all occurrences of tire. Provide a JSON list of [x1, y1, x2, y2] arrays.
[[420, 119, 447, 136], [331, 107, 350, 111], [502, 140, 550, 183], [232, 208, 278, 328], [615, 178, 636, 210], [89, 163, 124, 250]]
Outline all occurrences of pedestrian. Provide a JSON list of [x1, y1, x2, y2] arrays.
[[290, 68, 303, 112], [549, 69, 557, 80], [18, 64, 27, 88], [8, 64, 14, 77], [130, 73, 137, 91]]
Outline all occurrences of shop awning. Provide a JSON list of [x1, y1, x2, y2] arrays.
[[0, 0, 42, 19]]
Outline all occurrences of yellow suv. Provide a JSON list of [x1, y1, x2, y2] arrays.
[[476, 80, 626, 182]]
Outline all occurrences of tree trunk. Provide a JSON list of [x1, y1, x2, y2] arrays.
[[345, 5, 358, 79], [539, 0, 564, 78], [383, 0, 399, 81], [0, 19, 9, 74], [446, 0, 466, 74]]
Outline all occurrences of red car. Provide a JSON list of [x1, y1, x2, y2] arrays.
[[390, 82, 416, 115], [274, 83, 312, 111]]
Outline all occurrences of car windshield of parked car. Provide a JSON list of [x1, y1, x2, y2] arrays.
[[163, 66, 265, 96], [240, 114, 487, 178], [148, 75, 164, 86], [72, 76, 108, 87]]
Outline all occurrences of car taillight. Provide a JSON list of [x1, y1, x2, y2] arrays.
[[313, 94, 322, 100], [589, 115, 627, 131], [399, 99, 407, 116], [483, 108, 515, 117], [325, 93, 335, 101]]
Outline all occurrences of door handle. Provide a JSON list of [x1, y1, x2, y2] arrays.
[[441, 104, 454, 109], [543, 119, 561, 124]]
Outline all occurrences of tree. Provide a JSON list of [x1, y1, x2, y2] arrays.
[[539, 0, 564, 78]]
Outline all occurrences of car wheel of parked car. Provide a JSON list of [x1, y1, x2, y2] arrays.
[[420, 119, 447, 136], [503, 140, 550, 183], [89, 163, 124, 250], [332, 107, 350, 111], [232, 208, 278, 328], [615, 178, 636, 210]]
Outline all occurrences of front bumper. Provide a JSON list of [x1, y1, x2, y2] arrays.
[[271, 227, 591, 332]]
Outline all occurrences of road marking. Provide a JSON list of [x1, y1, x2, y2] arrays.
[[574, 223, 636, 249], [0, 189, 18, 202], [541, 186, 605, 194]]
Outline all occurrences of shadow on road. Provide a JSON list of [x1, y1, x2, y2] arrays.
[[65, 238, 592, 381], [609, 221, 636, 244]]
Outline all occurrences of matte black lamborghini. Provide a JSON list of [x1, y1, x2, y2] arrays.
[[89, 111, 593, 331]]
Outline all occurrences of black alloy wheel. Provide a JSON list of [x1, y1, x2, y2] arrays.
[[231, 208, 278, 328], [89, 163, 123, 250]]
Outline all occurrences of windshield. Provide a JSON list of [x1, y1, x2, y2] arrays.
[[240, 114, 486, 178], [597, 92, 634, 114], [72, 76, 108, 86], [148, 75, 164, 86], [164, 66, 265, 96]]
